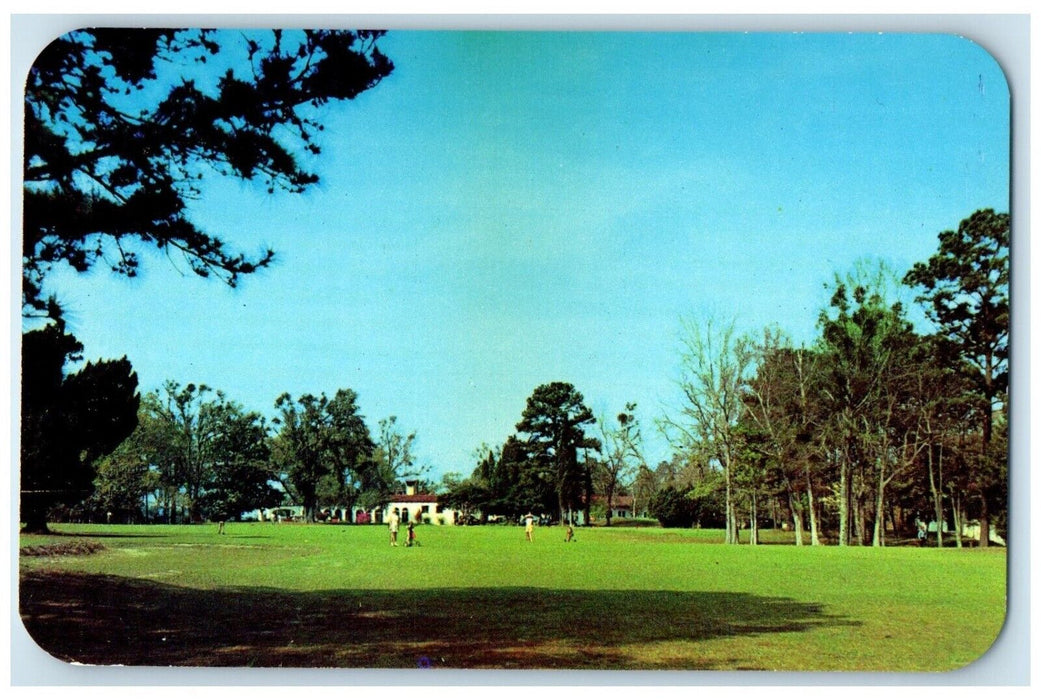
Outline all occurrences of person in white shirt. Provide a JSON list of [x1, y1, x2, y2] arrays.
[[388, 508, 400, 546]]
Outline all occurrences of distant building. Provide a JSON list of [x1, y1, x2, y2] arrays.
[[359, 482, 460, 525], [960, 520, 1007, 546], [246, 483, 462, 525], [253, 505, 305, 522], [574, 494, 646, 525], [589, 494, 636, 520]]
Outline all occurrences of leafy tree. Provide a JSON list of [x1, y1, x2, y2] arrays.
[[630, 463, 659, 520], [648, 485, 698, 528], [442, 447, 492, 520], [449, 436, 558, 519], [23, 28, 393, 318], [141, 382, 215, 522], [271, 389, 374, 522], [87, 427, 153, 523], [194, 401, 279, 521], [372, 416, 424, 492], [348, 417, 423, 514], [817, 262, 915, 546], [516, 382, 601, 522], [493, 435, 554, 518], [441, 445, 510, 520], [867, 323, 931, 547], [743, 331, 824, 545], [732, 421, 774, 545], [686, 473, 728, 529], [20, 324, 140, 532], [128, 382, 275, 522], [904, 209, 1010, 547], [130, 394, 185, 522], [437, 473, 489, 521], [899, 336, 975, 547]]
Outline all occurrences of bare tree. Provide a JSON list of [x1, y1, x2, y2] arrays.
[[661, 317, 754, 544], [595, 403, 644, 526]]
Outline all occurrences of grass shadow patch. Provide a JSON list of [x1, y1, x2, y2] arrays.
[[19, 570, 857, 669], [27, 531, 172, 539]]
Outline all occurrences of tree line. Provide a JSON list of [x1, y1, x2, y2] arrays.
[[21, 208, 1010, 541], [439, 209, 1010, 548], [23, 360, 426, 529], [18, 29, 1009, 544]]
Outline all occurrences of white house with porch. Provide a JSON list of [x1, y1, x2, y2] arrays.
[[357, 482, 460, 525]]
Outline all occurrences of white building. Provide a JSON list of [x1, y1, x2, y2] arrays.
[[246, 484, 462, 525], [253, 505, 304, 522], [357, 483, 460, 525]]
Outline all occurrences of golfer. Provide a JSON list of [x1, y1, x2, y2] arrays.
[[524, 512, 535, 542], [388, 508, 401, 546]]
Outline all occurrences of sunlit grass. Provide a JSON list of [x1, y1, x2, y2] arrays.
[[19, 522, 1006, 670]]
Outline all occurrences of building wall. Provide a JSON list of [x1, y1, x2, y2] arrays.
[[356, 500, 459, 525], [250, 501, 461, 525]]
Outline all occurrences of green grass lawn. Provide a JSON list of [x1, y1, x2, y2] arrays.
[[18, 522, 1006, 671]]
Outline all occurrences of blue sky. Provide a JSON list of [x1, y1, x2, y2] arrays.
[[31, 30, 1010, 480]]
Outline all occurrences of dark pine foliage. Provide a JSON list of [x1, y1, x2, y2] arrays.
[[21, 324, 140, 532], [23, 28, 394, 317]]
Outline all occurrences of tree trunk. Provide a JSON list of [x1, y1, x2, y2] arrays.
[[21, 495, 50, 533], [951, 490, 964, 548], [583, 470, 593, 527], [928, 445, 944, 548], [302, 486, 318, 524], [788, 491, 804, 546], [806, 468, 820, 546], [872, 463, 885, 547], [978, 493, 990, 549], [750, 491, 759, 546], [854, 492, 868, 546], [838, 457, 848, 546], [979, 351, 994, 549], [188, 482, 202, 523], [724, 457, 737, 544]]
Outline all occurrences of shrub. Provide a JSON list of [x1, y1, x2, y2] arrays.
[[649, 486, 699, 528]]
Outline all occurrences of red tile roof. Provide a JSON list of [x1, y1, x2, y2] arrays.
[[388, 494, 439, 503]]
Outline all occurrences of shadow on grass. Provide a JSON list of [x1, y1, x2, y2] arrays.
[[23, 531, 280, 542], [19, 571, 858, 669], [25, 531, 172, 539]]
